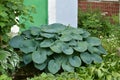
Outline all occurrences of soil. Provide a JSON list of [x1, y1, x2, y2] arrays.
[[12, 63, 42, 80]]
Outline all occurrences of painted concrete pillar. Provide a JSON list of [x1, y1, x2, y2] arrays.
[[48, 0, 78, 28]]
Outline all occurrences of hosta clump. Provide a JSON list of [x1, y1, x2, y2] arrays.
[[9, 23, 107, 74]]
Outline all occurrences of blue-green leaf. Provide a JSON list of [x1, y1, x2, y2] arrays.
[[80, 52, 92, 64], [50, 40, 64, 53], [87, 37, 101, 46], [74, 41, 88, 52], [91, 53, 103, 63], [62, 45, 73, 55], [62, 62, 74, 72], [23, 54, 32, 65], [34, 61, 47, 70], [69, 56, 81, 67], [40, 32, 55, 38], [9, 36, 24, 48], [40, 39, 54, 48], [20, 40, 36, 54], [32, 51, 47, 64], [48, 60, 60, 74]]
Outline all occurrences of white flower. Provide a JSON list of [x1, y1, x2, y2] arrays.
[[11, 25, 19, 33]]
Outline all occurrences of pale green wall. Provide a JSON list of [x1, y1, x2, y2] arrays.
[[23, 0, 48, 28]]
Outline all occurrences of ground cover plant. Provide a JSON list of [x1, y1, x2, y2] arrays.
[[9, 23, 107, 74]]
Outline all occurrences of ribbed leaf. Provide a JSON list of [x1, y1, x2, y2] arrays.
[[74, 41, 88, 52], [80, 52, 92, 64], [68, 40, 77, 46], [32, 51, 47, 64], [40, 39, 54, 48], [23, 54, 32, 65], [71, 34, 83, 40], [41, 23, 66, 33], [62, 45, 73, 55], [87, 37, 101, 46], [40, 32, 55, 38], [20, 40, 36, 54], [48, 60, 60, 74], [88, 45, 102, 54], [34, 61, 47, 70], [62, 62, 74, 72], [59, 35, 72, 41], [40, 48, 53, 56], [50, 40, 64, 53], [30, 27, 40, 36], [91, 53, 103, 63], [82, 31, 90, 38], [97, 45, 107, 54], [9, 36, 24, 48], [69, 56, 81, 67]]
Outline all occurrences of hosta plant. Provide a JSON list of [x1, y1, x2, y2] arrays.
[[9, 23, 107, 74]]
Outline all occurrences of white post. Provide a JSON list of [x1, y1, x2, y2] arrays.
[[48, 0, 78, 28]]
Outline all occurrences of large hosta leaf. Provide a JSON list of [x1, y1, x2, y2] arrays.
[[40, 48, 53, 56], [87, 37, 101, 46], [80, 52, 92, 64], [41, 23, 66, 33], [62, 44, 73, 55], [88, 45, 102, 54], [40, 32, 55, 38], [91, 53, 103, 63], [9, 36, 24, 48], [97, 45, 107, 54], [20, 40, 36, 54], [50, 40, 64, 53], [48, 60, 60, 74], [40, 39, 54, 48], [81, 31, 90, 38], [59, 34, 72, 41], [34, 61, 47, 70], [30, 27, 40, 36], [23, 54, 32, 65], [71, 34, 83, 40], [69, 56, 81, 67], [62, 62, 74, 72], [32, 51, 47, 64], [68, 40, 77, 46], [74, 41, 88, 52]]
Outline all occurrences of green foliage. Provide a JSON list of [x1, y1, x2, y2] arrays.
[[0, 0, 34, 44], [9, 23, 107, 74], [78, 8, 112, 37], [0, 74, 12, 80], [27, 52, 120, 80], [0, 48, 19, 74]]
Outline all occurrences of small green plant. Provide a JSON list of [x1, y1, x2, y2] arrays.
[[0, 48, 19, 75], [0, 74, 12, 80], [9, 23, 107, 74]]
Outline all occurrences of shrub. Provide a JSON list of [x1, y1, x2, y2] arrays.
[[0, 0, 34, 44], [9, 23, 107, 74], [78, 8, 112, 37]]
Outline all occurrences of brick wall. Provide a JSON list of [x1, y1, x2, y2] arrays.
[[78, 1, 119, 16]]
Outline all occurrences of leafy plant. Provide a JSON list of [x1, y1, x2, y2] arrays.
[[0, 48, 19, 75], [9, 23, 107, 74], [78, 8, 112, 37], [0, 0, 34, 44], [0, 74, 12, 80]]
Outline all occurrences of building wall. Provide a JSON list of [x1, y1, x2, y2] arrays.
[[78, 1, 119, 16]]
